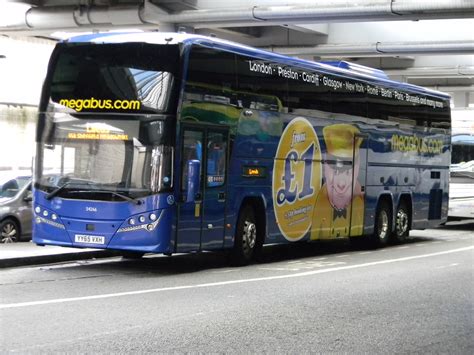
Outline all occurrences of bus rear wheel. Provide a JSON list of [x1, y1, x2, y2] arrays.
[[371, 201, 391, 248], [392, 202, 410, 243], [231, 205, 260, 265]]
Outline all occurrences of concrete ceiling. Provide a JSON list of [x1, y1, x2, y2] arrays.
[[1, 0, 474, 108]]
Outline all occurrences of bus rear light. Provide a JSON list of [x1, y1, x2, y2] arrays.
[[139, 215, 146, 223], [35, 206, 41, 214], [52, 214, 58, 220], [149, 213, 157, 221]]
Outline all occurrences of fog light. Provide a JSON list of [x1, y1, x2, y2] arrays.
[[139, 215, 146, 223], [129, 218, 136, 225], [147, 224, 154, 231], [35, 206, 41, 214], [43, 210, 49, 217], [149, 213, 157, 221], [35, 217, 41, 224], [52, 214, 57, 220]]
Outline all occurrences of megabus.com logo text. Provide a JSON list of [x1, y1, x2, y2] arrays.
[[391, 134, 443, 155], [59, 98, 141, 112]]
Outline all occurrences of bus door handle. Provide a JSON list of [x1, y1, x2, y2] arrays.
[[218, 192, 226, 202]]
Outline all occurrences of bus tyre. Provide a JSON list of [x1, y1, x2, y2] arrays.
[[371, 201, 391, 248], [1, 218, 20, 243], [393, 202, 410, 243], [231, 205, 259, 265]]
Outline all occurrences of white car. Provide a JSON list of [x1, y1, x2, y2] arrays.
[[449, 160, 474, 220]]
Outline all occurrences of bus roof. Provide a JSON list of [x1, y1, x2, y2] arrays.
[[64, 32, 450, 101]]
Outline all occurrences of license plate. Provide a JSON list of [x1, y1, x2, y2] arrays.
[[75, 234, 105, 245]]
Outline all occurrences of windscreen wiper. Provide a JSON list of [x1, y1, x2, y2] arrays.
[[45, 181, 92, 200], [92, 190, 142, 205], [66, 189, 142, 205]]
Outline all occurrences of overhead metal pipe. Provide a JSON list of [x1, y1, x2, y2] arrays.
[[23, 5, 146, 30], [384, 66, 474, 77], [1, 0, 474, 32], [153, 0, 474, 28], [424, 85, 474, 92], [263, 40, 474, 57]]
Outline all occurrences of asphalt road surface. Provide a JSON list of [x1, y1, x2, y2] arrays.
[[1, 221, 473, 353]]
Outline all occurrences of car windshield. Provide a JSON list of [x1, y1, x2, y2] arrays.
[[0, 175, 30, 198]]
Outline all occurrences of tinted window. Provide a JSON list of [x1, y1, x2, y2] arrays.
[[287, 69, 331, 114], [185, 47, 237, 101], [366, 84, 400, 121], [183, 47, 239, 126], [329, 77, 366, 118], [427, 98, 451, 129], [396, 92, 426, 125], [235, 54, 288, 111], [49, 43, 179, 114], [207, 132, 227, 187]]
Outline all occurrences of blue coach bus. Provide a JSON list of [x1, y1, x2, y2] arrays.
[[33, 32, 451, 264]]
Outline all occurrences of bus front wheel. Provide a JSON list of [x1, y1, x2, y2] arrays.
[[231, 205, 260, 265]]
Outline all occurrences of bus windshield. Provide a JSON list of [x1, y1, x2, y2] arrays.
[[48, 43, 179, 114], [35, 113, 174, 201]]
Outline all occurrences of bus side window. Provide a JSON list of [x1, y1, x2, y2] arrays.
[[207, 132, 227, 188]]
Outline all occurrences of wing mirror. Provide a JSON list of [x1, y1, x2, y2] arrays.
[[23, 191, 33, 202]]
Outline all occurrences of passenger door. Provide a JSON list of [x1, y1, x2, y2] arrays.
[[201, 129, 228, 249], [176, 125, 229, 251]]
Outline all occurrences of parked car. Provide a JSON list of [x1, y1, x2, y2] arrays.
[[449, 160, 474, 220], [0, 172, 33, 243]]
